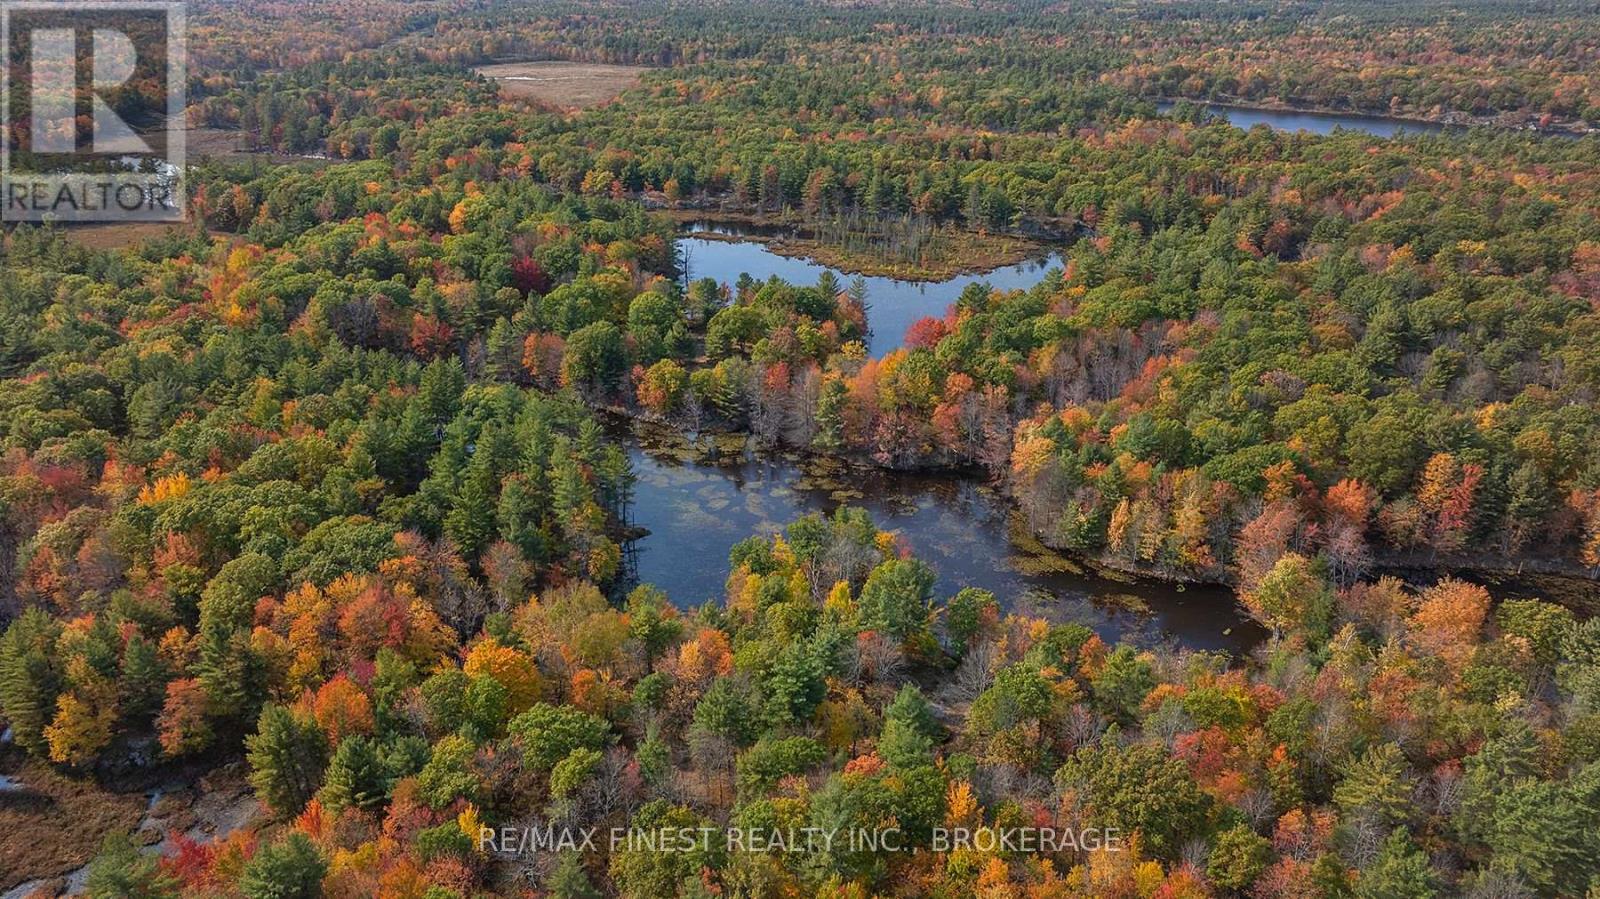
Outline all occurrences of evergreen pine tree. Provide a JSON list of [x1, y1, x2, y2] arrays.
[[240, 833, 327, 899], [247, 704, 329, 819], [318, 734, 388, 814], [0, 608, 61, 754], [85, 833, 179, 899]]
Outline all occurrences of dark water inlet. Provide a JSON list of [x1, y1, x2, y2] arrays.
[[619, 425, 1265, 655]]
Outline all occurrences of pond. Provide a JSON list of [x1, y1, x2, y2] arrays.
[[619, 424, 1264, 655], [1154, 100, 1456, 138], [679, 227, 1064, 356], [658, 230, 1260, 653]]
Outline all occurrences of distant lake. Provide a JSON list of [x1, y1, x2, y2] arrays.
[[679, 226, 1064, 356], [1156, 100, 1454, 138]]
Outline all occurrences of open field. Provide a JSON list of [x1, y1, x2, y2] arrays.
[[186, 128, 336, 166], [187, 127, 250, 158], [43, 220, 228, 252], [56, 222, 199, 251], [475, 60, 646, 108]]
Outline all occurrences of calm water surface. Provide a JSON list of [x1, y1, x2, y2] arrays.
[[658, 232, 1259, 653], [1155, 101, 1453, 138], [680, 229, 1064, 356], [621, 426, 1263, 655]]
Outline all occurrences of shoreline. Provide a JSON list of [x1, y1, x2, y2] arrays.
[[668, 209, 1058, 281], [651, 224, 1600, 604], [604, 407, 1599, 608], [1150, 95, 1597, 136]]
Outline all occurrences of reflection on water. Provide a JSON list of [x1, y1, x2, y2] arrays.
[[679, 230, 1064, 357], [661, 227, 1259, 654], [621, 424, 1264, 655], [1155, 100, 1453, 138]]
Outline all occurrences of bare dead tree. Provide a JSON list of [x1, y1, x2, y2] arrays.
[[943, 640, 997, 705]]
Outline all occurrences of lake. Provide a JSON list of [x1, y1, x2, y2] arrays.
[[654, 229, 1260, 653], [1155, 100, 1454, 138], [679, 228, 1064, 356], [619, 424, 1264, 655]]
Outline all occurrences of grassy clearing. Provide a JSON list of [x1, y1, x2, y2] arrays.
[[475, 60, 646, 109], [766, 229, 1049, 281], [0, 750, 146, 893], [55, 222, 196, 251]]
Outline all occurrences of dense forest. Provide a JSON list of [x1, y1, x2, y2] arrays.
[[3, 1, 1600, 897]]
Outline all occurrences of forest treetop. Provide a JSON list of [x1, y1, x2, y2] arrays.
[[4, 1, 1600, 897]]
